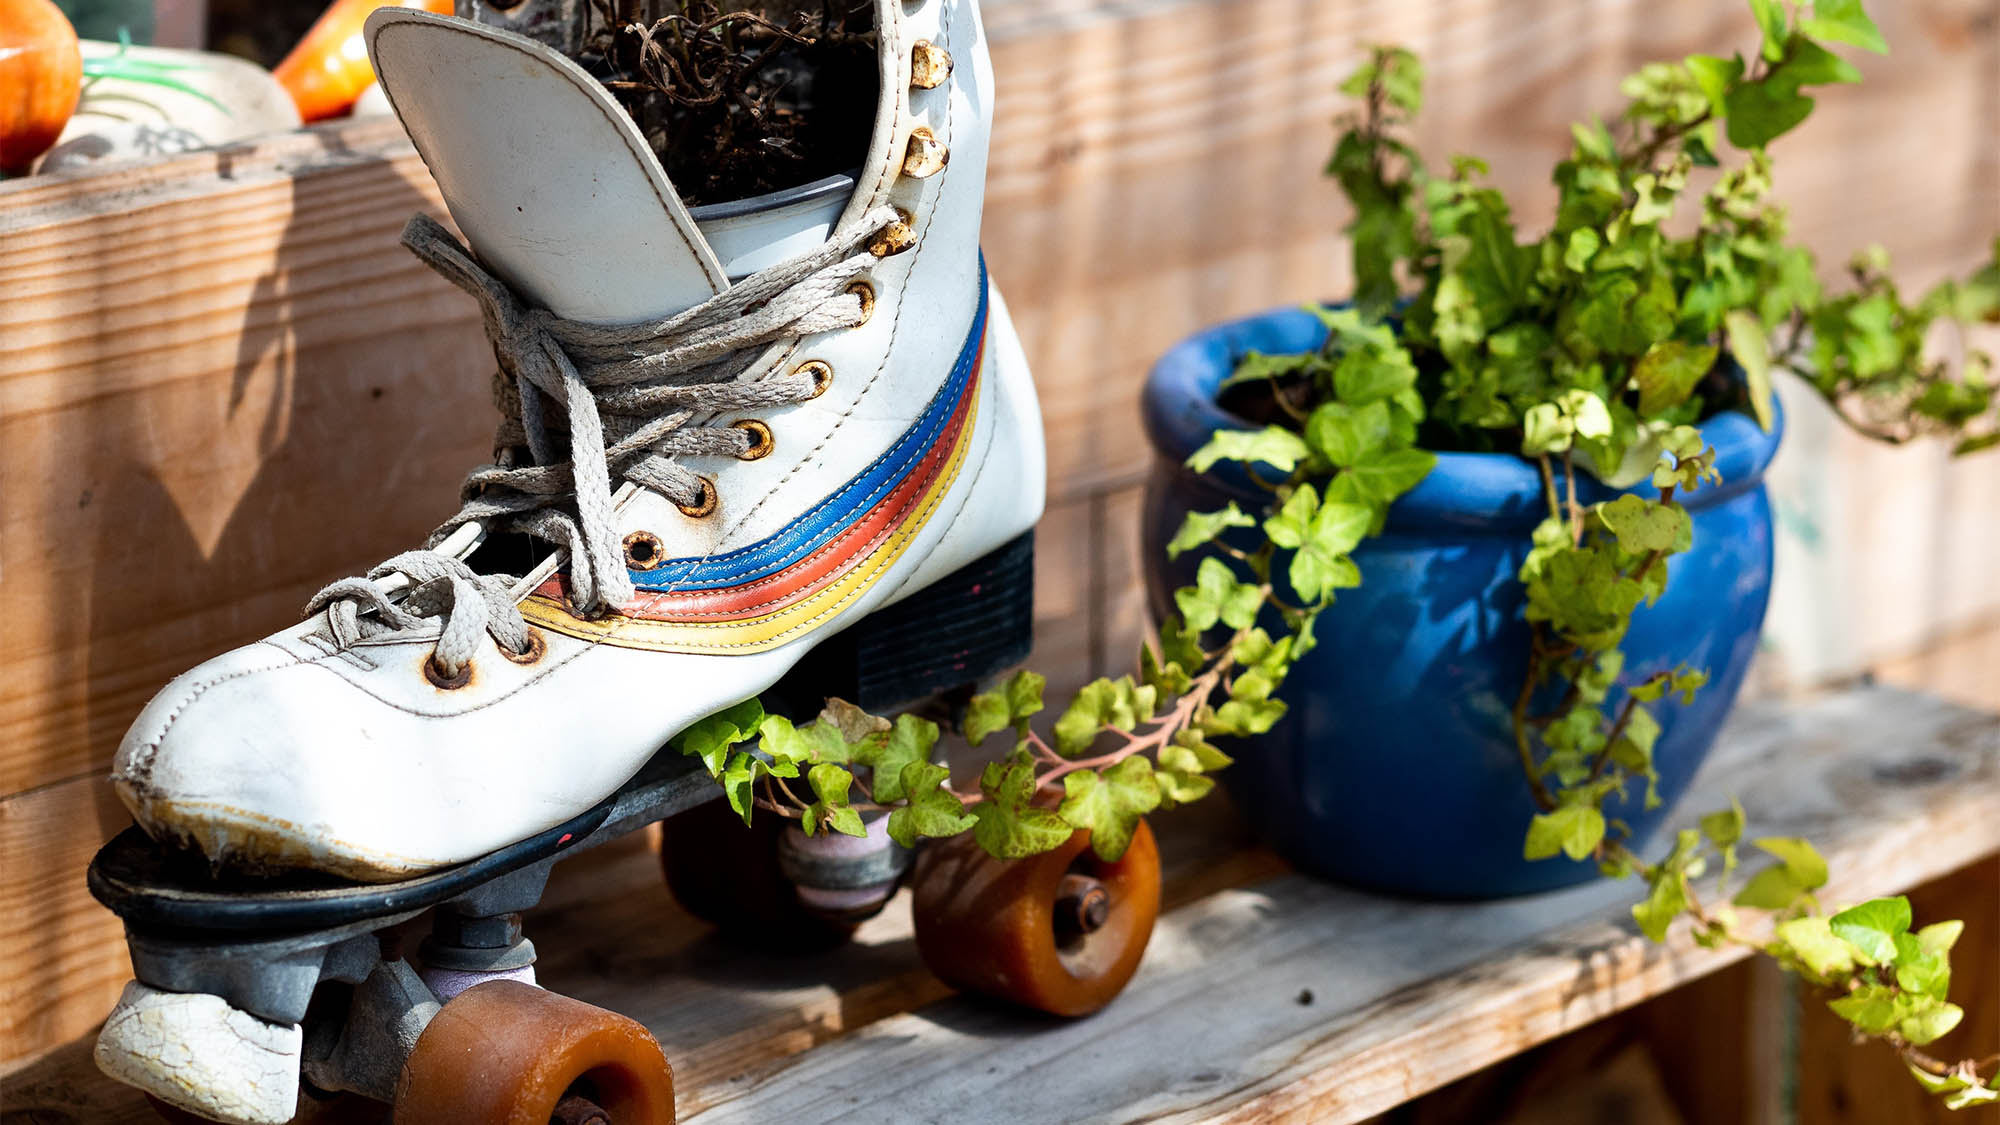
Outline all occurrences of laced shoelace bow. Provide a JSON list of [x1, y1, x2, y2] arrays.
[[307, 207, 898, 676]]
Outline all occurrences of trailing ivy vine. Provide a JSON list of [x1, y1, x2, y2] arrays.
[[678, 0, 1999, 1105]]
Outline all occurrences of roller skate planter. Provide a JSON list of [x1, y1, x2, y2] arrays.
[[79, 1, 1159, 1120]]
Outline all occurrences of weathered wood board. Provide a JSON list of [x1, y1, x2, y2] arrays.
[[3, 0, 1998, 1068], [3, 688, 1994, 1123]]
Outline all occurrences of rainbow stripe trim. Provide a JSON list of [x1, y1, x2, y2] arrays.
[[519, 266, 988, 654]]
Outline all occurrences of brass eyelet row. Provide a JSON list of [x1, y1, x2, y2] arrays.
[[423, 626, 547, 690]]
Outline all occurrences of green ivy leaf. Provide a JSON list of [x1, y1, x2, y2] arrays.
[[1774, 916, 1858, 978], [1168, 504, 1257, 560], [1059, 757, 1162, 860], [1685, 53, 1744, 113], [1915, 919, 1965, 957], [1345, 447, 1438, 503], [1799, 0, 1888, 54], [801, 763, 866, 838], [1724, 311, 1776, 431], [1288, 501, 1371, 601], [1598, 494, 1690, 554], [1053, 677, 1158, 757], [1175, 557, 1265, 633], [1262, 484, 1320, 550], [1156, 768, 1216, 807], [1524, 804, 1606, 861], [720, 751, 767, 824], [972, 751, 1074, 859], [757, 714, 847, 774], [1699, 799, 1746, 849], [1828, 985, 1904, 1034], [1634, 341, 1719, 416], [1188, 426, 1313, 474], [1307, 400, 1392, 467], [1633, 865, 1691, 942], [1725, 76, 1814, 148], [1160, 730, 1234, 775], [1829, 895, 1913, 964], [1734, 836, 1830, 909], [1899, 1003, 1965, 1047], [886, 760, 977, 847], [1750, 0, 1789, 60], [673, 697, 766, 777], [856, 713, 939, 802], [963, 669, 1045, 748]]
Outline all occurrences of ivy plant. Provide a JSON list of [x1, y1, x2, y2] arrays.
[[676, 0, 1998, 1105]]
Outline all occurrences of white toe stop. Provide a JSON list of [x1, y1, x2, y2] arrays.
[[95, 980, 303, 1125]]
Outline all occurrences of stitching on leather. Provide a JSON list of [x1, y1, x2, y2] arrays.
[[622, 372, 975, 619], [695, 0, 937, 579], [126, 645, 307, 772], [580, 394, 976, 651], [629, 320, 982, 588]]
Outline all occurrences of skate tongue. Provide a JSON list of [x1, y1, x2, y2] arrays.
[[366, 10, 729, 324]]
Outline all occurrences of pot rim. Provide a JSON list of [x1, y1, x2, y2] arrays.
[[1142, 304, 1787, 535]]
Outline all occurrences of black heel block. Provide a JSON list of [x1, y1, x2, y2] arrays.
[[770, 530, 1036, 715]]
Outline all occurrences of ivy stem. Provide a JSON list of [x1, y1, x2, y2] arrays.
[[1513, 650, 1557, 813], [1563, 450, 1584, 546]]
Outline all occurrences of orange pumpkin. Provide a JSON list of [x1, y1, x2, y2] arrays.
[[0, 0, 82, 175], [275, 0, 455, 123]]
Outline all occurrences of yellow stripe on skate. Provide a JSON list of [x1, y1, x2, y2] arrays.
[[520, 389, 980, 654]]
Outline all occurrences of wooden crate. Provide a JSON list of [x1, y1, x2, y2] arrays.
[[3, 0, 1998, 1071]]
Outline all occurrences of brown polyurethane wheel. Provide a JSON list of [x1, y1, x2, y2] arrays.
[[910, 820, 1161, 1017], [392, 980, 674, 1125], [659, 798, 855, 952]]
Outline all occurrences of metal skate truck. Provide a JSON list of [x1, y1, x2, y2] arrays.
[[87, 4, 1162, 1122]]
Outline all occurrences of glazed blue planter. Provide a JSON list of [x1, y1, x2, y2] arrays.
[[1140, 307, 1783, 899]]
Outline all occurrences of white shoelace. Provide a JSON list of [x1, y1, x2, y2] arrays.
[[308, 207, 897, 675]]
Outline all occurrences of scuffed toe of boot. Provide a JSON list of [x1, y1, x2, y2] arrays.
[[107, 639, 443, 882], [95, 980, 302, 1125]]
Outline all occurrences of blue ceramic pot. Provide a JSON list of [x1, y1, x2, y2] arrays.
[[1140, 307, 1783, 898]]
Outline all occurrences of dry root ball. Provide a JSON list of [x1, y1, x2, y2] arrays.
[[581, 0, 879, 206]]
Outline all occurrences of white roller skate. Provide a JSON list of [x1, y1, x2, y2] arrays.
[[90, 2, 1055, 1121]]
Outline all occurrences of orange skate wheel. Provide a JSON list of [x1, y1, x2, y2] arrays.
[[393, 980, 673, 1125], [659, 798, 854, 952], [910, 820, 1160, 1017]]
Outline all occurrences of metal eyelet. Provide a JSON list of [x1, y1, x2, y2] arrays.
[[911, 40, 951, 89], [424, 654, 472, 690], [499, 628, 546, 665], [902, 127, 949, 178], [676, 477, 719, 519], [847, 280, 876, 323], [623, 530, 666, 571], [868, 209, 917, 257], [797, 360, 834, 398], [732, 419, 775, 460]]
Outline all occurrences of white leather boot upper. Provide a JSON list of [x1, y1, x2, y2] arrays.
[[109, 0, 1044, 881]]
